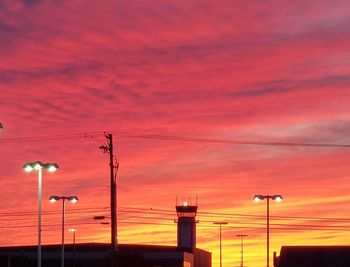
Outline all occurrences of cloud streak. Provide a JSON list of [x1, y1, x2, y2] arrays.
[[1, 0, 350, 266]]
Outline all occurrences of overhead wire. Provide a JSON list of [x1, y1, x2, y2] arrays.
[[0, 130, 349, 148], [3, 205, 350, 232], [1, 131, 350, 234], [118, 207, 350, 223]]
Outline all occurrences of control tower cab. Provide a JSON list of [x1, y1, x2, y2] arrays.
[[176, 201, 198, 252]]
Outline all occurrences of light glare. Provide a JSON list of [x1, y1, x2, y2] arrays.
[[253, 195, 263, 202], [47, 165, 58, 172], [69, 196, 79, 203], [34, 163, 42, 170], [23, 164, 33, 172], [274, 195, 283, 202]]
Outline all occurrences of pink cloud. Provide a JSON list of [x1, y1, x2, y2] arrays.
[[1, 1, 350, 266]]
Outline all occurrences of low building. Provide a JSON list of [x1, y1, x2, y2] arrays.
[[274, 246, 350, 267], [0, 203, 211, 267], [0, 243, 211, 267]]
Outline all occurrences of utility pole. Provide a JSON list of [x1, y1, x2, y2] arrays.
[[100, 133, 118, 267], [236, 234, 248, 267]]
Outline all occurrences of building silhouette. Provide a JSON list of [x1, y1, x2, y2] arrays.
[[274, 246, 350, 267], [0, 203, 211, 267]]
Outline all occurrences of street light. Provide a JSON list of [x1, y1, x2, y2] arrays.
[[68, 228, 77, 267], [23, 161, 59, 267], [49, 195, 79, 267], [253, 194, 283, 267], [236, 234, 248, 267], [213, 222, 228, 267]]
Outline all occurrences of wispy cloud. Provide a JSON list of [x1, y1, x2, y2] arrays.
[[1, 1, 350, 266]]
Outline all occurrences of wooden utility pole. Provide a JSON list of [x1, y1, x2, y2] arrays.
[[100, 133, 117, 267]]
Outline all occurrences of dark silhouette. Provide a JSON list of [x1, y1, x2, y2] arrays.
[[274, 246, 350, 267]]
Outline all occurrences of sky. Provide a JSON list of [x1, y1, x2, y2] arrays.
[[1, 0, 350, 266]]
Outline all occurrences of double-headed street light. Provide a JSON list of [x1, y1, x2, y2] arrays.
[[49, 195, 79, 267], [253, 195, 283, 267], [23, 161, 59, 267]]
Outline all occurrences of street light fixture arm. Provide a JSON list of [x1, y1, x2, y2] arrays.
[[23, 162, 59, 173], [49, 196, 79, 203], [253, 195, 283, 202]]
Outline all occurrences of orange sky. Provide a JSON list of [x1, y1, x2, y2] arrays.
[[1, 1, 350, 267]]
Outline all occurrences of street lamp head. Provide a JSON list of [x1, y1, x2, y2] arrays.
[[68, 228, 77, 232], [23, 162, 44, 172], [253, 195, 264, 202], [33, 161, 44, 170], [272, 195, 283, 202], [23, 163, 34, 172], [68, 196, 79, 203], [45, 163, 59, 172], [49, 196, 60, 203], [214, 221, 228, 225], [23, 161, 59, 173]]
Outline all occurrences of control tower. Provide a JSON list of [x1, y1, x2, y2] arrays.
[[176, 199, 198, 252]]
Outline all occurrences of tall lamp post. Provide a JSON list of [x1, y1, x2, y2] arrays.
[[49, 195, 79, 267], [236, 234, 248, 267], [23, 161, 59, 267], [253, 194, 283, 267], [213, 222, 228, 267], [68, 228, 77, 267]]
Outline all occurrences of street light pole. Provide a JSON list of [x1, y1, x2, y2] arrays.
[[236, 234, 248, 267], [267, 197, 270, 267], [68, 229, 77, 267], [23, 161, 59, 267], [253, 195, 283, 267], [61, 198, 66, 267], [213, 222, 228, 267], [50, 196, 79, 267], [38, 167, 43, 267]]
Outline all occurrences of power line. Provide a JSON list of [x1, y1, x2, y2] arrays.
[[2, 214, 350, 232], [117, 215, 350, 230], [0, 130, 349, 148], [111, 131, 350, 148], [4, 205, 350, 225], [4, 206, 350, 231], [118, 207, 350, 223], [0, 207, 109, 217]]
